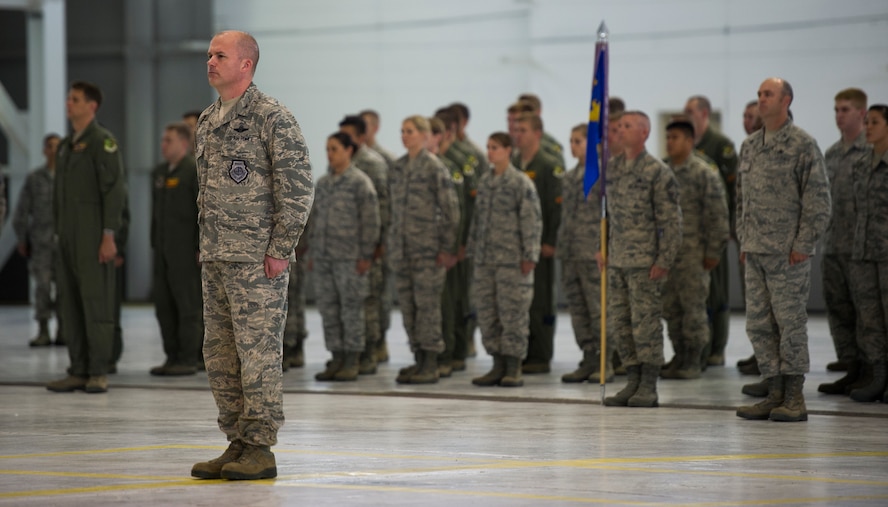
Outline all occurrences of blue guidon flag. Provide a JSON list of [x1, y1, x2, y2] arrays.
[[584, 23, 609, 199]]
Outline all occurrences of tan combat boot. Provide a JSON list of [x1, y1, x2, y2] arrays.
[[46, 375, 87, 392], [737, 375, 784, 420], [85, 375, 108, 393], [192, 441, 244, 479], [770, 374, 808, 422], [561, 350, 597, 383], [627, 363, 660, 407], [406, 350, 439, 384], [220, 444, 277, 480], [315, 351, 344, 381], [499, 356, 524, 387], [333, 352, 360, 381], [472, 355, 505, 386], [603, 365, 640, 406]]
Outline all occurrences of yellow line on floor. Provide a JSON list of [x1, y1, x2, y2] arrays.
[[3, 445, 886, 466], [571, 464, 888, 486], [0, 469, 184, 481], [0, 479, 224, 499]]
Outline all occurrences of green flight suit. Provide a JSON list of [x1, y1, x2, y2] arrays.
[[152, 155, 203, 367], [520, 148, 564, 367], [438, 149, 469, 367], [54, 120, 127, 377], [695, 126, 737, 360]]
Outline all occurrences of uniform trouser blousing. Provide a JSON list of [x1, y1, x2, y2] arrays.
[[473, 263, 533, 359], [154, 251, 204, 365], [56, 239, 116, 376], [607, 267, 665, 367], [526, 256, 556, 363], [364, 258, 385, 349], [29, 242, 56, 321], [744, 253, 811, 378], [847, 260, 888, 363], [202, 261, 287, 447], [663, 258, 711, 353], [314, 259, 368, 353], [395, 257, 446, 353], [822, 254, 859, 363], [562, 260, 602, 353]]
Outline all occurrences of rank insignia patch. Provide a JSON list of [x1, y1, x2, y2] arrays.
[[229, 160, 249, 183]]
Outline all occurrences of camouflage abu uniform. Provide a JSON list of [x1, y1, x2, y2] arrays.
[[737, 119, 831, 378], [13, 166, 57, 323], [389, 148, 460, 354], [603, 150, 682, 367], [662, 154, 729, 361], [849, 149, 888, 364], [196, 83, 313, 447], [468, 165, 542, 359], [310, 165, 379, 353], [557, 164, 602, 355], [822, 132, 869, 365], [352, 145, 389, 351]]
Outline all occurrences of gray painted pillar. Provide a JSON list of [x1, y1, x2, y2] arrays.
[[123, 0, 156, 300]]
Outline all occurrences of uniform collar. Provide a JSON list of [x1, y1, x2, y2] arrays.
[[208, 82, 258, 129]]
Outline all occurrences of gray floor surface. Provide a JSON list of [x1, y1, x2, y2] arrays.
[[0, 305, 886, 506]]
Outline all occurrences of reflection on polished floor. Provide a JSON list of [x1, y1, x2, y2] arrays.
[[0, 305, 886, 506]]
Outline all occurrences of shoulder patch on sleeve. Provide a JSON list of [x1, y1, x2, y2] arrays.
[[723, 145, 735, 159], [103, 138, 118, 153], [553, 166, 565, 178], [452, 171, 464, 184], [463, 164, 474, 176]]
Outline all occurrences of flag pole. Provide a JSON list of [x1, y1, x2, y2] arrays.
[[595, 22, 610, 405]]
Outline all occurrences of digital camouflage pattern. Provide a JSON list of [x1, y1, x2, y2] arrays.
[[558, 164, 602, 353], [389, 148, 459, 353], [821, 131, 869, 363], [202, 261, 287, 446], [310, 165, 379, 353], [468, 166, 541, 359], [388, 148, 459, 262], [196, 82, 313, 446], [737, 119, 831, 378], [195, 83, 314, 263], [604, 150, 681, 368], [736, 120, 831, 257], [848, 149, 888, 363], [602, 150, 682, 269], [662, 154, 729, 355], [13, 166, 57, 321]]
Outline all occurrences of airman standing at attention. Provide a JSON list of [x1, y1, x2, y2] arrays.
[[14, 133, 62, 347], [598, 111, 682, 408], [735, 78, 831, 423], [47, 81, 127, 395], [817, 88, 869, 395], [660, 119, 729, 380]]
